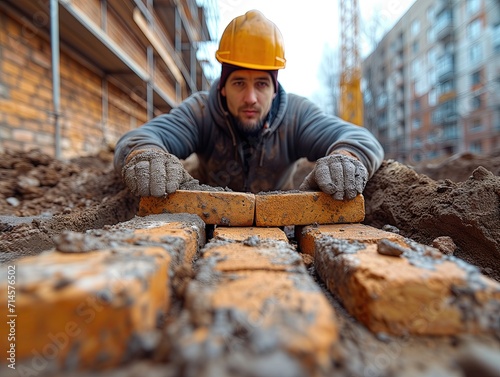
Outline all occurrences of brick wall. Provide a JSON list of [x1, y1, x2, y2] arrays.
[[0, 12, 148, 159]]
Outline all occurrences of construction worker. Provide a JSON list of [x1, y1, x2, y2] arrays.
[[114, 10, 384, 200]]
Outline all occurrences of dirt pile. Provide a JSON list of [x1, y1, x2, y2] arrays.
[[0, 149, 138, 262], [0, 149, 124, 217], [364, 159, 500, 281], [412, 151, 500, 182]]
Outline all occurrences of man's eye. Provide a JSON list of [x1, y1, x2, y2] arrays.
[[257, 82, 269, 88]]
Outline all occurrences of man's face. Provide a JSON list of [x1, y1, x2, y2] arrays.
[[221, 70, 276, 135]]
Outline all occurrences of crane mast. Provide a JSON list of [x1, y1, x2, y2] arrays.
[[339, 0, 363, 126]]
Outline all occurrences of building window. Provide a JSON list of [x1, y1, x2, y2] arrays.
[[415, 77, 426, 96], [376, 93, 388, 109], [412, 118, 422, 129], [437, 53, 454, 77], [467, 19, 481, 40], [470, 119, 483, 132], [494, 24, 500, 54], [427, 5, 435, 21], [427, 150, 439, 159], [411, 58, 422, 78], [496, 107, 500, 131], [438, 79, 454, 96], [471, 95, 482, 110], [429, 89, 437, 106], [469, 44, 482, 63], [469, 141, 482, 153], [429, 67, 437, 86], [427, 47, 438, 65], [413, 136, 422, 148], [466, 0, 480, 15], [443, 124, 458, 140], [412, 41, 419, 54], [471, 70, 481, 86], [436, 9, 452, 34], [427, 27, 436, 43], [414, 99, 421, 112], [411, 19, 421, 37]]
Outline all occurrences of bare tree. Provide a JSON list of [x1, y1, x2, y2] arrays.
[[361, 6, 390, 55], [315, 45, 340, 116]]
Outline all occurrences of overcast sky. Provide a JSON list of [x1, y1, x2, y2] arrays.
[[215, 0, 416, 99]]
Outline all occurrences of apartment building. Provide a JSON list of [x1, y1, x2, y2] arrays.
[[0, 0, 218, 158], [364, 0, 500, 164]]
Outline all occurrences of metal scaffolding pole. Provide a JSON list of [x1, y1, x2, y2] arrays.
[[50, 0, 61, 158]]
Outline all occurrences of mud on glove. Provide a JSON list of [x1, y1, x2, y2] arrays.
[[122, 148, 194, 197], [299, 153, 368, 200]]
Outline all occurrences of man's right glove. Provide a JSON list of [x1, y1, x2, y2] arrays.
[[122, 148, 194, 197], [299, 153, 368, 200]]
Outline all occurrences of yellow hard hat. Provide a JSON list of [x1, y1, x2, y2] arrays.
[[216, 10, 286, 70]]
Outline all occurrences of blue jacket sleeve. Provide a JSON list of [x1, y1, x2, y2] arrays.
[[288, 95, 384, 178], [113, 93, 209, 172]]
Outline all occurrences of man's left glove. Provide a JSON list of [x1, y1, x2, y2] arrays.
[[299, 153, 368, 200], [122, 148, 194, 197]]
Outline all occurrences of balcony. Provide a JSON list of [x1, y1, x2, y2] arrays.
[[436, 54, 454, 82], [435, 10, 453, 40], [494, 23, 500, 53], [438, 90, 456, 104], [434, 0, 452, 17]]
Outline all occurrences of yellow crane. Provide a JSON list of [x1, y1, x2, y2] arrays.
[[339, 0, 363, 126]]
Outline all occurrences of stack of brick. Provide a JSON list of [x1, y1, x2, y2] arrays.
[[1, 190, 499, 375]]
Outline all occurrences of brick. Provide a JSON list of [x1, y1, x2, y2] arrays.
[[255, 192, 365, 226], [213, 226, 288, 242], [297, 223, 406, 256], [0, 213, 205, 371], [167, 238, 339, 375], [123, 213, 206, 265], [1, 60, 21, 77], [31, 49, 51, 69], [202, 239, 304, 272], [138, 190, 255, 226], [314, 236, 500, 336], [0, 246, 170, 370], [12, 128, 34, 143]]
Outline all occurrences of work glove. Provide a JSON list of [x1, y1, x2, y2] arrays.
[[122, 148, 194, 197], [299, 153, 368, 200]]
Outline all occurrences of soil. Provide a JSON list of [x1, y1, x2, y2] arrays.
[[364, 158, 500, 282], [1, 148, 500, 376]]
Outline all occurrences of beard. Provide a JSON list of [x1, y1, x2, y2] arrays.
[[234, 116, 264, 137]]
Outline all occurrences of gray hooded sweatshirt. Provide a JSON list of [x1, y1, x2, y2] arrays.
[[114, 80, 384, 193]]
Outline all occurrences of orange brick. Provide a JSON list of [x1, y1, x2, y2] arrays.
[[255, 192, 365, 226], [138, 190, 255, 226], [172, 239, 339, 375], [213, 226, 288, 242], [202, 240, 304, 272], [2, 60, 21, 76], [0, 246, 170, 370], [314, 239, 500, 336], [129, 215, 205, 264], [297, 223, 406, 256], [12, 128, 34, 143]]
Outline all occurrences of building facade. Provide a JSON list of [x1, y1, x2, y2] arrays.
[[364, 0, 500, 164], [0, 0, 218, 159]]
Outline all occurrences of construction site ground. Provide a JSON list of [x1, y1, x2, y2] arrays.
[[0, 148, 500, 377]]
